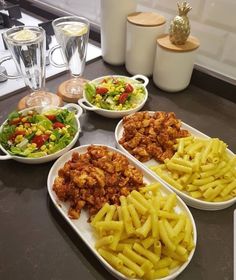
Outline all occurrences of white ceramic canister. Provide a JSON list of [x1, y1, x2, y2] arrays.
[[100, 0, 137, 65], [125, 12, 166, 76], [153, 35, 200, 92]]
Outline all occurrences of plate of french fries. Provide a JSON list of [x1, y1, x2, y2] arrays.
[[115, 111, 236, 211], [47, 144, 197, 280]]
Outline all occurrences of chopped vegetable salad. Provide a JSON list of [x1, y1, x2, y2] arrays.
[[0, 108, 77, 158], [85, 77, 146, 111]]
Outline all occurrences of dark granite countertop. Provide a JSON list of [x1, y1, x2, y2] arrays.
[[0, 57, 235, 280]]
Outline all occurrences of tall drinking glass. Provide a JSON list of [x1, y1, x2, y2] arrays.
[[0, 26, 51, 107], [49, 16, 90, 99]]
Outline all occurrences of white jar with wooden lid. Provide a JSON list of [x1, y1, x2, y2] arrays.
[[153, 35, 200, 92], [125, 12, 166, 76], [101, 0, 137, 65]]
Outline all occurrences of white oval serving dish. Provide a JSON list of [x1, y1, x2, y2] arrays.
[[115, 112, 236, 211], [78, 74, 149, 118], [0, 103, 83, 164], [47, 144, 197, 280]]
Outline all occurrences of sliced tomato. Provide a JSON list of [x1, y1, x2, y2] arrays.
[[53, 122, 65, 129], [119, 92, 129, 104], [125, 83, 134, 93], [32, 134, 49, 148], [46, 115, 56, 121], [96, 87, 108, 95]]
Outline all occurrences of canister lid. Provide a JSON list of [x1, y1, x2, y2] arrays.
[[157, 34, 200, 52], [127, 12, 166, 27]]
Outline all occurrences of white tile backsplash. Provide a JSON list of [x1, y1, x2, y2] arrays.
[[191, 21, 227, 58], [154, 0, 205, 19], [203, 0, 236, 31], [35, 0, 236, 84], [222, 34, 236, 66]]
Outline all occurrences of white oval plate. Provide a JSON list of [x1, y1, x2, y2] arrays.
[[47, 144, 197, 280], [115, 112, 236, 211]]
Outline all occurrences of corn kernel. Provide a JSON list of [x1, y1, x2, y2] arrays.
[[38, 125, 45, 132], [35, 130, 42, 136], [50, 134, 56, 141], [15, 135, 23, 143], [16, 127, 25, 132], [45, 130, 52, 135], [32, 127, 37, 132], [32, 143, 37, 148], [49, 142, 54, 147], [40, 145, 46, 151], [61, 127, 67, 134]]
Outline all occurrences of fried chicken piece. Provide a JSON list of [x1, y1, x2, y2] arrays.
[[133, 146, 149, 157], [125, 132, 142, 149], [124, 165, 143, 185], [52, 146, 144, 219], [160, 148, 175, 161], [119, 111, 190, 163]]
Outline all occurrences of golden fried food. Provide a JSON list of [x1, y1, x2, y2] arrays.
[[119, 112, 190, 162], [53, 145, 144, 219]]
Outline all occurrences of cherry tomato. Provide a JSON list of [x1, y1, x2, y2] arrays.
[[96, 87, 108, 95], [53, 122, 65, 129], [32, 134, 49, 148], [119, 92, 129, 104], [46, 115, 56, 121], [125, 83, 134, 93]]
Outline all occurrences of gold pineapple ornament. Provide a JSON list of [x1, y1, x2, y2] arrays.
[[169, 1, 192, 45]]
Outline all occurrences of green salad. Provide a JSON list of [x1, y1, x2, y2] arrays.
[[85, 76, 146, 111], [0, 108, 77, 158]]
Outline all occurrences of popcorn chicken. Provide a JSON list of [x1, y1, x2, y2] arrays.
[[53, 146, 144, 219], [119, 111, 190, 163]]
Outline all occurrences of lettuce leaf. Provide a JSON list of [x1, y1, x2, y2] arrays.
[[85, 83, 96, 102], [49, 134, 73, 154], [0, 124, 16, 148], [34, 115, 52, 130]]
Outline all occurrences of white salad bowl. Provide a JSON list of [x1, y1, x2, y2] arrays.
[[78, 74, 149, 118], [0, 103, 83, 164]]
